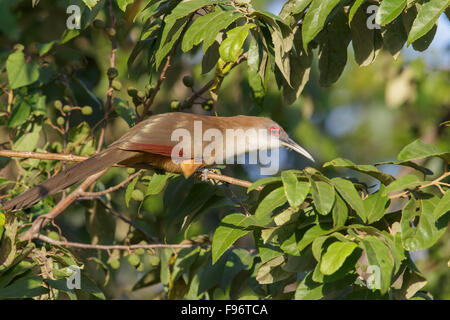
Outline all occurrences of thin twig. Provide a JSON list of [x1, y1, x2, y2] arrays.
[[97, 0, 118, 152], [79, 171, 143, 197], [389, 171, 450, 199], [96, 199, 159, 243], [20, 170, 108, 241], [0, 150, 262, 191], [34, 234, 201, 250]]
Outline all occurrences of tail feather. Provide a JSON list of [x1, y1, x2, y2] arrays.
[[2, 148, 134, 212]]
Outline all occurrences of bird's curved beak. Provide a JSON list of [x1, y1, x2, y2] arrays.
[[280, 136, 315, 162]]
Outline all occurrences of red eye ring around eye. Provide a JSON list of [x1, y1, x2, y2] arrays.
[[269, 126, 280, 135]]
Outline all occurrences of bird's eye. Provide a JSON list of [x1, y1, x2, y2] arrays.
[[269, 126, 280, 136]]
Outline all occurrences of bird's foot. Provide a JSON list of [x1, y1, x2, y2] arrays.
[[197, 168, 223, 185]]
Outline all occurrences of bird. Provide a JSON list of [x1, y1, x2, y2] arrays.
[[2, 112, 314, 212]]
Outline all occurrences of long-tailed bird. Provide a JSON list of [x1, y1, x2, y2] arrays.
[[2, 112, 314, 211]]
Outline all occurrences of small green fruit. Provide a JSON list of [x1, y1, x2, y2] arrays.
[[109, 259, 120, 270], [13, 44, 24, 52], [202, 99, 214, 111], [182, 75, 194, 88], [136, 262, 144, 272], [127, 168, 136, 174], [54, 100, 63, 110], [137, 91, 145, 99], [148, 255, 160, 266], [136, 248, 145, 256], [82, 106, 93, 116], [127, 87, 138, 97], [127, 254, 140, 267], [63, 105, 71, 113], [112, 80, 122, 91], [56, 117, 65, 126], [47, 231, 60, 241], [107, 67, 119, 79], [52, 142, 63, 153], [107, 28, 116, 37], [170, 99, 180, 110], [131, 189, 144, 201]]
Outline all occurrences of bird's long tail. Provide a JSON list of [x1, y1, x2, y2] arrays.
[[2, 147, 134, 212]]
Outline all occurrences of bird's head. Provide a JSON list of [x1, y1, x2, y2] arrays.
[[248, 116, 315, 163]]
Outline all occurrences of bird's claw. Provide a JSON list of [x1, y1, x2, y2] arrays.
[[202, 168, 209, 181]]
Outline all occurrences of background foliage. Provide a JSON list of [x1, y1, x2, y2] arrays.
[[0, 0, 449, 300]]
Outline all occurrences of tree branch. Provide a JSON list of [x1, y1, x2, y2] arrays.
[[34, 234, 202, 250], [20, 170, 108, 241], [0, 150, 262, 191], [97, 0, 118, 152]]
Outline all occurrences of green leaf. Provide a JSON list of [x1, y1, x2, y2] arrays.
[[251, 10, 293, 83], [182, 9, 223, 53], [332, 177, 366, 221], [73, 76, 103, 109], [297, 224, 334, 251], [116, 0, 134, 12], [182, 8, 243, 53], [125, 176, 139, 208], [397, 139, 450, 163], [280, 0, 313, 19], [256, 255, 291, 284], [433, 191, 450, 219], [212, 213, 258, 264], [6, 51, 39, 89], [14, 124, 42, 151], [376, 0, 407, 26], [302, 0, 341, 51], [0, 276, 48, 298], [37, 41, 57, 56], [281, 171, 310, 207], [349, 0, 365, 23], [114, 98, 138, 127], [383, 174, 422, 196], [381, 16, 407, 59], [407, 0, 449, 45], [309, 178, 335, 215], [83, 0, 99, 10], [156, 16, 189, 68], [8, 96, 32, 128], [80, 274, 105, 299], [332, 194, 348, 228], [145, 173, 170, 196], [281, 27, 313, 104], [359, 236, 394, 294], [255, 186, 287, 223], [364, 185, 390, 224], [247, 177, 281, 193], [295, 272, 354, 300], [219, 24, 255, 63], [317, 9, 351, 86], [320, 241, 358, 275], [323, 157, 395, 185], [165, 0, 223, 22], [350, 3, 383, 66], [401, 197, 449, 251]]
